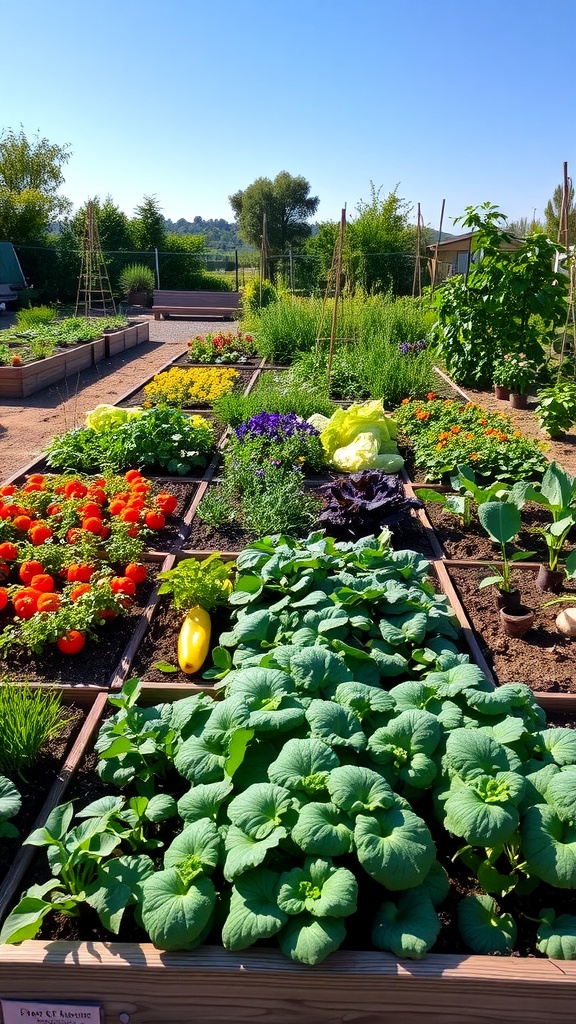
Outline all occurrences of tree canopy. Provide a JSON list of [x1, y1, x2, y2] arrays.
[[0, 127, 72, 243], [229, 171, 319, 252]]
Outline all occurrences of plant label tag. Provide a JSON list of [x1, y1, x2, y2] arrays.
[[0, 1000, 102, 1024]]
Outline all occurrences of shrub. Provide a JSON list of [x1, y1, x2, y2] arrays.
[[15, 305, 57, 328], [118, 264, 155, 297], [240, 277, 277, 315]]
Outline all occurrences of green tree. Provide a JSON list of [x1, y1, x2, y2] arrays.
[[544, 184, 576, 246], [304, 185, 420, 296], [229, 171, 319, 252], [0, 127, 71, 222], [130, 195, 166, 251]]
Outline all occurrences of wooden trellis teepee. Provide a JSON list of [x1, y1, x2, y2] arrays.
[[75, 202, 116, 317]]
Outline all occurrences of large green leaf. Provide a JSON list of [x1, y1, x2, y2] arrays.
[[372, 889, 441, 959], [163, 819, 221, 876], [268, 738, 339, 797], [287, 648, 352, 694], [545, 768, 576, 822], [174, 735, 226, 784], [228, 783, 293, 840], [537, 908, 576, 960], [292, 802, 355, 857], [354, 806, 436, 889], [86, 855, 154, 934], [478, 500, 521, 545], [443, 776, 521, 846], [138, 868, 216, 950], [177, 779, 233, 823], [0, 775, 21, 825], [278, 913, 347, 965], [534, 728, 576, 767], [332, 681, 395, 720], [443, 729, 512, 781], [458, 894, 517, 954], [223, 824, 287, 881], [277, 858, 357, 918], [327, 765, 395, 815], [522, 804, 576, 887], [305, 700, 367, 751], [222, 868, 287, 950]]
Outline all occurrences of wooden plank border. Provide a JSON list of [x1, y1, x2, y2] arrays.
[[0, 943, 574, 1023]]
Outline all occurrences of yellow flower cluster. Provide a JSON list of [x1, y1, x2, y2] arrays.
[[144, 366, 238, 407]]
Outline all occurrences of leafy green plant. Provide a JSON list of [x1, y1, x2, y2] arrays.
[[45, 407, 214, 475], [158, 555, 232, 612], [431, 203, 567, 387], [522, 462, 576, 573], [477, 501, 536, 593], [119, 263, 155, 297], [536, 380, 576, 438], [15, 305, 57, 328], [239, 465, 323, 537], [0, 682, 69, 777], [0, 775, 21, 838], [318, 470, 423, 539]]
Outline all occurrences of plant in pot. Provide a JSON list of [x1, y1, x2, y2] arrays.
[[492, 352, 540, 408], [522, 461, 576, 591], [119, 263, 155, 308], [477, 500, 536, 634]]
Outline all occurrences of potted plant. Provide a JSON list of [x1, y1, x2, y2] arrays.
[[119, 263, 156, 308], [492, 353, 539, 408], [521, 462, 576, 592], [477, 501, 536, 630]]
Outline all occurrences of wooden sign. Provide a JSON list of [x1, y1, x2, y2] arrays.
[[1, 1001, 102, 1024]]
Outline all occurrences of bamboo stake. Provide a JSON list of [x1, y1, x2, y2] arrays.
[[430, 199, 445, 294], [327, 208, 346, 386]]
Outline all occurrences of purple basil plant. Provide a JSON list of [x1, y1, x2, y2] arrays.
[[317, 469, 423, 540]]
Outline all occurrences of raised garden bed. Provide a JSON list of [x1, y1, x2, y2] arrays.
[[0, 321, 148, 398], [446, 564, 576, 693]]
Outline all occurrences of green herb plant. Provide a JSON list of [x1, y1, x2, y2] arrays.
[[0, 682, 69, 777]]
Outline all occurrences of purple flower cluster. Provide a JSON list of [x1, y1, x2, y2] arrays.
[[235, 412, 319, 442], [399, 339, 428, 355]]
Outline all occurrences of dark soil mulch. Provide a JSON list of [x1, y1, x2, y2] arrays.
[[183, 516, 256, 553], [129, 599, 230, 685], [422, 500, 569, 563], [448, 565, 576, 692]]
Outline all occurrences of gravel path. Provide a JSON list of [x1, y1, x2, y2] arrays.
[[0, 316, 235, 481]]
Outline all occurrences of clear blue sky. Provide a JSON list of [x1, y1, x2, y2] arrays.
[[4, 0, 575, 233]]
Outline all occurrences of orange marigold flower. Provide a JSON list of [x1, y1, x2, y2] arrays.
[[450, 425, 461, 434], [427, 392, 437, 401], [470, 452, 479, 460], [401, 398, 411, 405], [436, 442, 446, 450], [513, 430, 521, 438], [499, 433, 508, 442], [438, 431, 451, 440], [479, 418, 488, 426], [465, 432, 474, 440]]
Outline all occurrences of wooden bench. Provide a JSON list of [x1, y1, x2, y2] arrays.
[[152, 290, 241, 320]]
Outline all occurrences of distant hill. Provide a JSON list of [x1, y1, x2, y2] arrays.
[[163, 216, 253, 251]]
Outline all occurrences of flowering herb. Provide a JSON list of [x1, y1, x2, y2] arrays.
[[398, 339, 428, 355], [317, 470, 423, 539]]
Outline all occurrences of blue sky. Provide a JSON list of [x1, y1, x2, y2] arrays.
[[3, 0, 575, 233]]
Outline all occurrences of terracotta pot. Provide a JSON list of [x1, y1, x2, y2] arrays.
[[535, 564, 564, 593], [509, 392, 528, 409], [496, 587, 521, 610], [494, 384, 510, 400], [499, 604, 534, 637]]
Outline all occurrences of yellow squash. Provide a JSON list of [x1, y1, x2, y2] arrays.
[[178, 605, 211, 674]]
